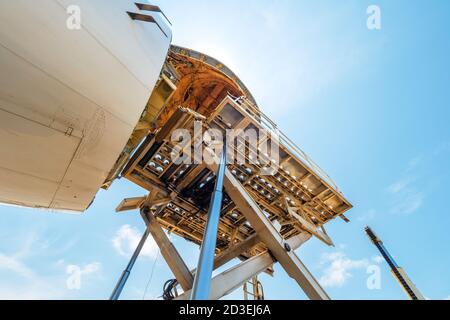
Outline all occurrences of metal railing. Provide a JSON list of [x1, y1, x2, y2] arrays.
[[228, 94, 342, 194]]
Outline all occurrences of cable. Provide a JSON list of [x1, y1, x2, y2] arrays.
[[162, 279, 178, 300], [142, 249, 160, 300]]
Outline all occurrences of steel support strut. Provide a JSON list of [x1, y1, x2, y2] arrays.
[[203, 146, 330, 300], [141, 207, 194, 291], [176, 233, 312, 300], [110, 227, 150, 300], [191, 144, 227, 300]]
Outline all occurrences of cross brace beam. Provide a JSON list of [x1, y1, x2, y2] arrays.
[[204, 150, 330, 300], [141, 207, 194, 291], [176, 232, 311, 300]]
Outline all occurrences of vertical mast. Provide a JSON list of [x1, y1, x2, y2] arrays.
[[365, 226, 424, 300]]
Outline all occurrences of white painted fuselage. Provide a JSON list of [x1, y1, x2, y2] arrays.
[[0, 0, 171, 212]]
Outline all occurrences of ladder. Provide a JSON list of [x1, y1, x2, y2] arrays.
[[243, 276, 264, 300]]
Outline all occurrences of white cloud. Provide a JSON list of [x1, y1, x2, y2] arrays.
[[80, 262, 101, 275], [387, 177, 414, 195], [0, 251, 66, 299], [0, 253, 35, 279], [387, 175, 424, 215], [0, 251, 103, 299], [390, 190, 424, 215], [58, 260, 102, 277], [371, 255, 384, 264], [112, 225, 158, 259], [319, 252, 369, 288], [0, 227, 103, 299]]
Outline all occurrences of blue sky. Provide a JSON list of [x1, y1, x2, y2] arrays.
[[1, 0, 450, 300]]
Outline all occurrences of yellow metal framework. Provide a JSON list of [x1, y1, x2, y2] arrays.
[[119, 95, 352, 258], [113, 45, 353, 300]]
